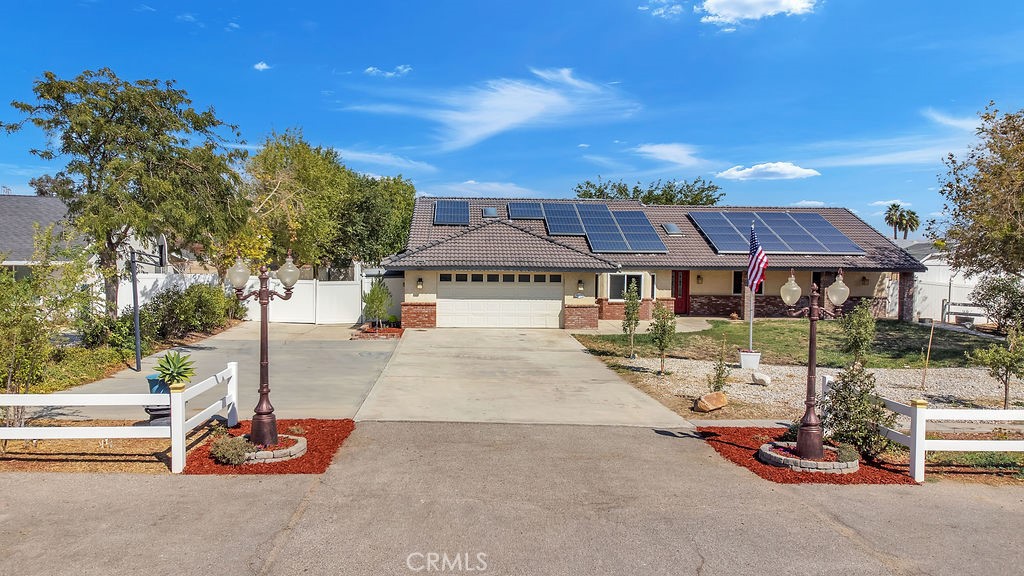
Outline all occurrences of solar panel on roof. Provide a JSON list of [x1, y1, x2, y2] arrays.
[[688, 211, 864, 255], [577, 203, 630, 252], [542, 203, 585, 235], [508, 202, 544, 219], [612, 211, 667, 253], [433, 200, 470, 225]]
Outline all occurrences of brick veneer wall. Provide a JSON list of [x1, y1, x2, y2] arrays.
[[597, 298, 654, 320], [689, 295, 743, 317], [401, 302, 436, 328], [564, 304, 599, 329], [898, 272, 915, 322]]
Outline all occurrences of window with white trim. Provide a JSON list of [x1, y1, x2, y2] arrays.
[[609, 273, 644, 301]]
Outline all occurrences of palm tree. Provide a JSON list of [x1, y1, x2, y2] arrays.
[[884, 203, 903, 239], [900, 209, 921, 239]]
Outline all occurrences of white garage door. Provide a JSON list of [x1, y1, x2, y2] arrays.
[[437, 275, 563, 328]]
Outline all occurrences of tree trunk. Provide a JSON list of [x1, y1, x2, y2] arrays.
[[903, 229, 909, 239], [660, 352, 665, 375], [1005, 377, 1010, 410], [98, 247, 120, 318], [629, 331, 635, 359], [892, 226, 897, 239]]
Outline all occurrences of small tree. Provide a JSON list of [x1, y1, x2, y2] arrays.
[[840, 299, 876, 362], [821, 362, 895, 460], [647, 302, 677, 375], [362, 279, 392, 329], [621, 279, 641, 359], [705, 335, 731, 392], [967, 329, 1024, 409], [971, 275, 1024, 333]]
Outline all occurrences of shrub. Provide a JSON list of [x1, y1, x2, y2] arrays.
[[971, 274, 1024, 332], [705, 335, 731, 392], [840, 299, 876, 361], [621, 279, 641, 358], [821, 362, 895, 460], [105, 304, 159, 354], [151, 284, 234, 339], [209, 435, 256, 465], [836, 443, 860, 463], [966, 329, 1024, 409], [77, 308, 113, 348], [648, 302, 677, 375], [779, 421, 800, 442], [363, 279, 392, 328]]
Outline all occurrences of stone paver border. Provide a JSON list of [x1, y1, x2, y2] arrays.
[[245, 434, 307, 463], [757, 441, 858, 474]]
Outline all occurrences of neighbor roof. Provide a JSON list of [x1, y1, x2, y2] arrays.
[[392, 197, 926, 272], [0, 196, 69, 262]]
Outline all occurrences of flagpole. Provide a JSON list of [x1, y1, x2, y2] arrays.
[[749, 287, 754, 351]]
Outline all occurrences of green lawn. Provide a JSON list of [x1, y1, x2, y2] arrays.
[[574, 319, 998, 368]]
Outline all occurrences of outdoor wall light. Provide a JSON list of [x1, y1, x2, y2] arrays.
[[577, 279, 585, 292], [416, 278, 424, 290], [861, 275, 870, 286], [696, 275, 703, 284]]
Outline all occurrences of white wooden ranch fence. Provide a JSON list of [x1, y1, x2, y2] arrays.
[[0, 362, 238, 474], [822, 375, 1024, 482]]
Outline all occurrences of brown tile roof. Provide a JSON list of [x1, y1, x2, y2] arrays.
[[384, 218, 619, 271], [393, 197, 926, 272]]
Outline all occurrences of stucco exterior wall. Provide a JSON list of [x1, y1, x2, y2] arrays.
[[404, 270, 439, 303]]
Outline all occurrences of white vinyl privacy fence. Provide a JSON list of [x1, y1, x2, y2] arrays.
[[0, 363, 238, 473], [822, 375, 1024, 482]]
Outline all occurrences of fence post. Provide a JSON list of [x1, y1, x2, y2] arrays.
[[227, 362, 239, 427], [169, 383, 187, 474], [909, 398, 928, 482]]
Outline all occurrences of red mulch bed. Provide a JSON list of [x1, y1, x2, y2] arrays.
[[352, 324, 404, 339], [697, 426, 918, 485], [185, 418, 354, 475]]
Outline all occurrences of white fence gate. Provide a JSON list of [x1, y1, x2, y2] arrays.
[[0, 363, 239, 473]]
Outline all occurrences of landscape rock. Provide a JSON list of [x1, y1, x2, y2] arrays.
[[751, 372, 772, 386], [695, 391, 729, 412]]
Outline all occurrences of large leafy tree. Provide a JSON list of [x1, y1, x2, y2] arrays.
[[1, 68, 246, 316], [930, 103, 1024, 279], [339, 174, 416, 266], [574, 176, 723, 205]]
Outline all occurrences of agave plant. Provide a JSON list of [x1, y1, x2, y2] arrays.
[[154, 351, 196, 387]]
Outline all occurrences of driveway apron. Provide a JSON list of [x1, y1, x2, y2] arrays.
[[355, 328, 690, 428]]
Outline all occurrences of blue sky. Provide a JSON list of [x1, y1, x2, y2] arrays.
[[2, 1, 1022, 237]]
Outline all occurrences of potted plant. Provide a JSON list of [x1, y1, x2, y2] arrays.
[[147, 351, 196, 393], [739, 349, 761, 370]]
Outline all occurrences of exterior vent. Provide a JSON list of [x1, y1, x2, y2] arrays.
[[662, 223, 683, 236]]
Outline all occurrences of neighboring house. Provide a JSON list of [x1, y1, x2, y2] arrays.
[[0, 195, 70, 279], [383, 198, 926, 329], [900, 240, 990, 324]]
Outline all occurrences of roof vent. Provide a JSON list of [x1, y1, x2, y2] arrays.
[[662, 223, 683, 236], [482, 207, 498, 218]]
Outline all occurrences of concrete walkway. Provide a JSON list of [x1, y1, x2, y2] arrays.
[[2, 421, 1021, 576], [355, 328, 690, 428], [49, 322, 397, 420]]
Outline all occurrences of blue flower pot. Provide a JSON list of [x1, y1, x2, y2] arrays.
[[147, 374, 170, 394]]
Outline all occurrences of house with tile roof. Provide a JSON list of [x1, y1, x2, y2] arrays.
[[383, 197, 926, 329]]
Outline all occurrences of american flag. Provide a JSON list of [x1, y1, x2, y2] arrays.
[[747, 224, 768, 290]]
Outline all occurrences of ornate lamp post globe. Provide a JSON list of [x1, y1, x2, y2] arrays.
[[225, 252, 301, 446], [781, 268, 850, 459]]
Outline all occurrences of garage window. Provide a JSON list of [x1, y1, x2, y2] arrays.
[[440, 273, 452, 282], [487, 273, 499, 282], [550, 274, 562, 283], [609, 273, 644, 301], [534, 274, 546, 283], [456, 273, 468, 282], [471, 273, 484, 282], [518, 274, 531, 282], [503, 274, 515, 282]]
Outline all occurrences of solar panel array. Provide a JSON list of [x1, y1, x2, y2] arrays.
[[577, 203, 630, 252], [613, 211, 668, 252], [433, 200, 470, 225], [542, 203, 586, 235], [507, 202, 544, 219], [688, 211, 863, 255]]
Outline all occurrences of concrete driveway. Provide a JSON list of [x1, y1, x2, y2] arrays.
[[355, 328, 689, 428], [51, 322, 397, 420]]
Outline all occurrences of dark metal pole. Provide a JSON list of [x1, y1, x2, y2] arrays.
[[796, 283, 824, 459], [249, 265, 278, 447], [131, 249, 142, 372]]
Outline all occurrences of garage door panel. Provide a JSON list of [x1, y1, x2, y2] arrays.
[[437, 280, 562, 328]]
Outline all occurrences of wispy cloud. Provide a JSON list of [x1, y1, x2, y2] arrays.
[[134, 3, 156, 12], [638, 1, 683, 20], [922, 108, 977, 132], [632, 143, 706, 167], [802, 134, 969, 168], [364, 65, 413, 78], [420, 180, 542, 198], [348, 68, 638, 151], [334, 149, 437, 172], [577, 143, 590, 148], [176, 12, 204, 27], [697, 0, 817, 26], [225, 21, 240, 32], [717, 161, 820, 180], [253, 61, 271, 72], [791, 200, 825, 207], [869, 199, 912, 207], [582, 155, 636, 172], [0, 162, 48, 177]]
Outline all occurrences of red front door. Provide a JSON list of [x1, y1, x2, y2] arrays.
[[671, 270, 689, 314]]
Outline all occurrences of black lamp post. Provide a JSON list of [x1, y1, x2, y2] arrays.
[[225, 252, 300, 446], [780, 268, 850, 459]]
